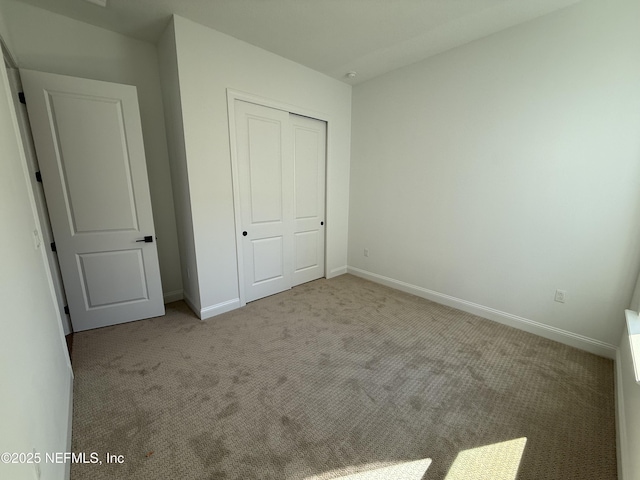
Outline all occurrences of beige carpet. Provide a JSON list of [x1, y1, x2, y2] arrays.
[[70, 275, 617, 480]]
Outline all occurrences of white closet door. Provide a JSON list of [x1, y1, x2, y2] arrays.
[[234, 101, 326, 302], [235, 100, 294, 302], [291, 114, 326, 286], [21, 69, 164, 331]]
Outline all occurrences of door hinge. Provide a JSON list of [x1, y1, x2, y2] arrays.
[[35, 171, 42, 183], [18, 92, 25, 104], [64, 305, 70, 315], [50, 242, 56, 252]]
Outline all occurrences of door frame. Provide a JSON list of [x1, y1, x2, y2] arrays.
[[226, 89, 330, 307], [4, 48, 73, 335], [7, 68, 72, 335]]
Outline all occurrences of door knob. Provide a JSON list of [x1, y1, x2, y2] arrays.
[[321, 221, 324, 225], [136, 235, 153, 243], [242, 231, 248, 236]]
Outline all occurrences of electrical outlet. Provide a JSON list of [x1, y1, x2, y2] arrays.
[[554, 290, 566, 303], [364, 248, 369, 257]]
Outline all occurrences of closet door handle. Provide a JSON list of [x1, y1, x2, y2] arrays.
[[136, 235, 153, 243], [242, 231, 248, 236]]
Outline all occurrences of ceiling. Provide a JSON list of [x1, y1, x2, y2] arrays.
[[13, 0, 582, 84]]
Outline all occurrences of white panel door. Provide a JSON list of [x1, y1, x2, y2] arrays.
[[234, 100, 326, 303], [21, 69, 164, 331], [235, 100, 294, 302], [291, 114, 326, 286]]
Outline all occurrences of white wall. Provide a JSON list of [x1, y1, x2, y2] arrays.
[[0, 0, 183, 302], [167, 16, 352, 316], [349, 0, 640, 350], [157, 20, 200, 310], [617, 325, 640, 480], [0, 0, 13, 55], [0, 34, 72, 480]]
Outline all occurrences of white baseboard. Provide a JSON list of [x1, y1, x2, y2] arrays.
[[183, 292, 240, 320], [182, 291, 200, 318], [200, 298, 240, 320], [163, 289, 183, 303], [347, 266, 618, 359], [328, 265, 347, 278], [615, 348, 628, 480]]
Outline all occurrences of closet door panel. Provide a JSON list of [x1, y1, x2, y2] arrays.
[[235, 100, 293, 302], [291, 114, 326, 286]]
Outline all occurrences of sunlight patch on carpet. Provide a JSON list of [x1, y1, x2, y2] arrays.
[[445, 437, 527, 480], [306, 458, 432, 480]]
